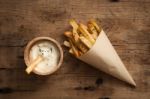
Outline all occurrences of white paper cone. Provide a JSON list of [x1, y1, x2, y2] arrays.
[[78, 30, 136, 86]]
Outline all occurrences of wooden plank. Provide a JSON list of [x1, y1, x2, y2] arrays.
[[0, 70, 149, 99]]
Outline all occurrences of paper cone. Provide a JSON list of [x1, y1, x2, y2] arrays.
[[78, 30, 136, 86]]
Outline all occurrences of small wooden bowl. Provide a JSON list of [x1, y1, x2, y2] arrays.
[[24, 37, 63, 75]]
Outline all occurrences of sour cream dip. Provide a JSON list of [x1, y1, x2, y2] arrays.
[[24, 37, 63, 75]]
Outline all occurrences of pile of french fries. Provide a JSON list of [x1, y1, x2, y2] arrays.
[[63, 19, 101, 57]]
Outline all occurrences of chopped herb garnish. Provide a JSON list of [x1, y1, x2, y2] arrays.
[[39, 48, 42, 52], [50, 47, 52, 52], [41, 53, 44, 55]]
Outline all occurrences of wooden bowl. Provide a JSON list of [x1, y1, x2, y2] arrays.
[[24, 37, 63, 75]]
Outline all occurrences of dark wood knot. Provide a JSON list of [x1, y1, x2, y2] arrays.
[[0, 87, 13, 94]]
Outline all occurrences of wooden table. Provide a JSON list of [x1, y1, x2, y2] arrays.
[[0, 0, 149, 99]]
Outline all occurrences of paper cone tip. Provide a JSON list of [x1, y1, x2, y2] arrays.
[[128, 79, 136, 86]]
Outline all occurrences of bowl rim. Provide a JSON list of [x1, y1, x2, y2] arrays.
[[24, 37, 63, 75]]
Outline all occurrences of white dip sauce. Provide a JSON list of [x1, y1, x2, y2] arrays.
[[29, 41, 60, 74]]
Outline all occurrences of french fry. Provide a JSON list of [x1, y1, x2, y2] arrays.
[[26, 55, 43, 74], [64, 31, 72, 38], [69, 19, 80, 42], [79, 23, 95, 44], [69, 48, 74, 54], [64, 30, 79, 45], [64, 31, 78, 47], [63, 41, 71, 48], [78, 50, 83, 56], [77, 42, 88, 53], [72, 29, 89, 53], [72, 29, 80, 42], [69, 46, 83, 56], [69, 40, 80, 57], [88, 19, 101, 33], [69, 19, 78, 30], [87, 23, 98, 40], [79, 36, 93, 49]]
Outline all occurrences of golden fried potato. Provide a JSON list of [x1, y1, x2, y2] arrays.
[[78, 23, 95, 44], [88, 19, 101, 33], [63, 41, 71, 48], [69, 19, 78, 30], [69, 40, 80, 57], [64, 31, 73, 38], [87, 23, 98, 40], [79, 36, 93, 49]]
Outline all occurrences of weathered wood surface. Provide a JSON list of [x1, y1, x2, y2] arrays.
[[0, 0, 149, 99]]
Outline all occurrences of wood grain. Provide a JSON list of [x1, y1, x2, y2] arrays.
[[0, 0, 149, 99]]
